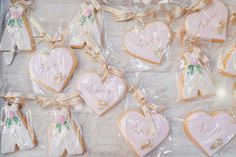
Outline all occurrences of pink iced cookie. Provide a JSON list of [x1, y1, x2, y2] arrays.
[[118, 110, 170, 157], [124, 21, 171, 64], [185, 0, 228, 42], [77, 73, 127, 116], [184, 111, 236, 157], [29, 47, 77, 92]]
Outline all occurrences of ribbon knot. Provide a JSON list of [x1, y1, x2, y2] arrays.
[[101, 5, 159, 22], [36, 93, 83, 109]]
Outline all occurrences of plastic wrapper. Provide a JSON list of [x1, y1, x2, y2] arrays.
[[114, 73, 173, 157], [45, 107, 85, 157], [0, 0, 36, 66], [0, 93, 36, 154], [28, 40, 79, 95], [69, 0, 103, 49], [218, 43, 236, 77], [102, 1, 177, 72], [174, 105, 236, 157], [176, 47, 216, 101]]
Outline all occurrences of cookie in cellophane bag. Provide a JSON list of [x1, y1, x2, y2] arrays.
[[0, 93, 36, 154], [69, 0, 103, 49], [176, 47, 215, 101], [181, 105, 236, 157], [117, 85, 172, 157]]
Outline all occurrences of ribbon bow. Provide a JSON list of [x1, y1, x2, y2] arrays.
[[169, 0, 211, 19], [101, 5, 160, 22], [129, 86, 165, 135], [36, 93, 83, 109]]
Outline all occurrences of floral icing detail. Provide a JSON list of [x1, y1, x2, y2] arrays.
[[56, 115, 70, 132], [5, 111, 20, 128], [80, 7, 94, 26], [187, 64, 203, 75], [8, 5, 24, 27]]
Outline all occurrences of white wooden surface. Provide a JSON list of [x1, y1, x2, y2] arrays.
[[1, 0, 236, 157]]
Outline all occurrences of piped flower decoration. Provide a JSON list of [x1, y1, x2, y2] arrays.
[[5, 111, 20, 128], [56, 115, 70, 132], [8, 4, 24, 27], [80, 6, 94, 26]]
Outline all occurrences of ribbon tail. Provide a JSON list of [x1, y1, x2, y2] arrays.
[[142, 105, 157, 136]]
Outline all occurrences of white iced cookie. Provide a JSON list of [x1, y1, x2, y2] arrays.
[[118, 110, 170, 157], [77, 73, 127, 116], [69, 2, 101, 48], [218, 44, 236, 77], [29, 47, 78, 93], [0, 2, 35, 51], [176, 47, 215, 101], [184, 111, 236, 157], [185, 0, 228, 42], [1, 102, 36, 154], [124, 21, 171, 64], [48, 108, 85, 157]]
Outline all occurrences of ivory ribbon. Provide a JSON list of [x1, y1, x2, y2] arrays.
[[36, 93, 83, 109], [84, 32, 124, 81], [101, 5, 160, 22], [129, 86, 165, 135], [230, 13, 236, 25], [169, 0, 212, 19], [0, 92, 35, 108]]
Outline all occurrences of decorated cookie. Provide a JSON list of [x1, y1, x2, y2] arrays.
[[29, 47, 77, 93], [218, 44, 236, 77], [185, 0, 228, 42], [124, 21, 171, 64], [69, 2, 101, 48], [47, 108, 85, 157], [77, 73, 127, 116], [118, 110, 170, 157], [184, 111, 236, 157], [0, 2, 35, 51], [176, 47, 215, 101], [1, 101, 36, 154]]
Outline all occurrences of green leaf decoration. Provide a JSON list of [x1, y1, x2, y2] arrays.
[[56, 123, 62, 132], [187, 64, 204, 75]]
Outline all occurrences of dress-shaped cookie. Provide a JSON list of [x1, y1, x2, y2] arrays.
[[69, 2, 101, 48], [1, 101, 36, 154], [177, 48, 215, 101], [218, 44, 236, 77], [0, 1, 35, 51], [47, 108, 85, 157]]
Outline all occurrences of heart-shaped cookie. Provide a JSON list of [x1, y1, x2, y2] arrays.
[[118, 110, 170, 157], [185, 0, 228, 42], [124, 21, 171, 64], [29, 47, 77, 93], [184, 111, 236, 157], [77, 73, 127, 116]]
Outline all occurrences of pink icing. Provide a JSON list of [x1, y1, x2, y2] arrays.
[[119, 111, 170, 157], [8, 111, 15, 119], [185, 0, 228, 41], [56, 115, 66, 124], [185, 111, 236, 156], [124, 21, 171, 64], [77, 73, 127, 116], [29, 47, 76, 92]]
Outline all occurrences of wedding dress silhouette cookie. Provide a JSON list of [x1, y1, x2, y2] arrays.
[[47, 108, 85, 157], [0, 1, 35, 51], [69, 1, 101, 48], [1, 99, 36, 154], [177, 47, 215, 101]]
